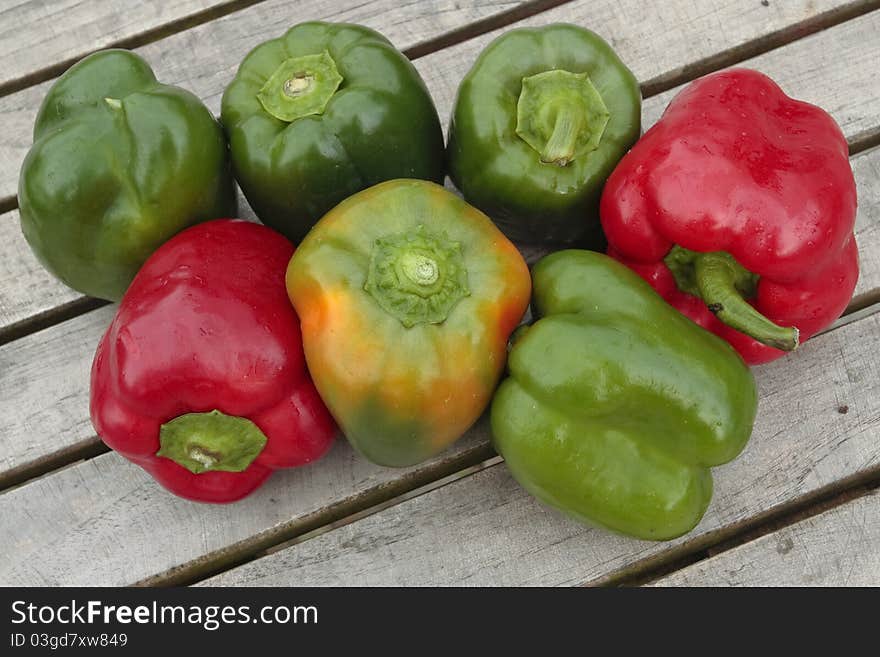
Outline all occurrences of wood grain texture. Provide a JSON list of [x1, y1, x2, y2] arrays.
[[649, 490, 880, 586], [0, 306, 114, 484], [1, 2, 878, 586], [4, 23, 880, 485], [0, 0, 235, 91], [640, 8, 880, 149], [0, 211, 86, 337], [0, 0, 530, 204], [0, 0, 870, 335], [203, 312, 880, 586], [0, 424, 494, 586], [415, 0, 876, 139], [0, 0, 532, 335]]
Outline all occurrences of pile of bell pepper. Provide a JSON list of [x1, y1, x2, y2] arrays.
[[18, 21, 857, 540]]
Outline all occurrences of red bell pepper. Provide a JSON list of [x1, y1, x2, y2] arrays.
[[90, 220, 336, 503], [601, 68, 858, 364]]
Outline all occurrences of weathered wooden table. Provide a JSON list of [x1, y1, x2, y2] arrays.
[[1, 0, 878, 587]]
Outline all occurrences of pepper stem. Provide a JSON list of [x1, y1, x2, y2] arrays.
[[540, 101, 582, 165], [156, 410, 267, 474], [515, 69, 610, 167], [257, 50, 343, 123], [364, 225, 470, 328], [693, 252, 799, 351]]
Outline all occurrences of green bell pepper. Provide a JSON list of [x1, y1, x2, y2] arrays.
[[18, 49, 235, 302], [221, 22, 445, 243], [491, 250, 757, 540], [447, 24, 641, 246]]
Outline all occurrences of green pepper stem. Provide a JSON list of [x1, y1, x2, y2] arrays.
[[540, 101, 582, 166], [257, 51, 343, 123], [694, 252, 799, 352], [515, 69, 610, 167], [364, 225, 470, 328], [157, 409, 267, 474]]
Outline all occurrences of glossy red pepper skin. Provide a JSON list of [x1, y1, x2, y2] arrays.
[[90, 220, 336, 503], [601, 69, 858, 364]]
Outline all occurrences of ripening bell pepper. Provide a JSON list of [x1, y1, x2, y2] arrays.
[[221, 22, 445, 243], [287, 179, 531, 467], [447, 23, 641, 245], [19, 49, 235, 301], [601, 69, 859, 364], [491, 250, 757, 540], [90, 220, 336, 503]]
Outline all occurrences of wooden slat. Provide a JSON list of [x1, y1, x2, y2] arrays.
[[202, 311, 880, 586], [0, 0, 534, 336], [4, 142, 878, 488], [639, 10, 880, 147], [1, 2, 879, 586], [415, 2, 880, 142], [4, 11, 880, 487], [0, 0, 871, 336], [852, 145, 880, 306], [0, 429, 493, 586], [649, 490, 880, 586], [0, 0, 535, 206], [0, 211, 91, 338], [0, 306, 114, 485], [0, 0, 237, 93]]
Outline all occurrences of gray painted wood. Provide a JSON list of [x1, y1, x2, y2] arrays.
[[0, 424, 493, 586], [0, 0, 530, 203], [0, 305, 115, 484], [4, 28, 879, 485], [204, 312, 880, 586], [0, 0, 864, 205], [0, 0, 531, 334], [0, 0, 231, 89], [650, 490, 880, 586], [0, 0, 872, 335], [1, 2, 878, 587], [416, 1, 878, 141]]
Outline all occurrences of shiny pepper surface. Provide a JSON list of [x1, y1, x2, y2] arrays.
[[286, 179, 531, 467], [91, 220, 335, 503], [222, 22, 445, 243], [447, 24, 641, 245], [601, 69, 858, 364], [19, 49, 235, 301], [491, 250, 757, 540]]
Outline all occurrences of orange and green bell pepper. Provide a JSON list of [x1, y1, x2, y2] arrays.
[[286, 179, 531, 467], [491, 250, 757, 540]]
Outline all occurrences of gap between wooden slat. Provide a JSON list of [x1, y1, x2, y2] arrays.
[[0, 297, 107, 349], [3, 1, 878, 346], [0, 0, 876, 219], [3, 3, 879, 586], [402, 0, 574, 59], [172, 300, 879, 586], [0, 0, 268, 100], [849, 125, 880, 156], [618, 462, 880, 587], [143, 444, 498, 586], [639, 0, 880, 97]]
